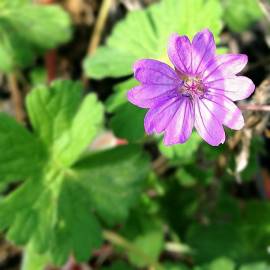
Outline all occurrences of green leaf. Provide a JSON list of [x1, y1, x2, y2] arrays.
[[0, 80, 109, 266], [50, 178, 102, 264], [159, 132, 202, 162], [161, 263, 189, 270], [106, 78, 138, 113], [0, 92, 152, 269], [180, 165, 214, 186], [0, 113, 45, 185], [187, 223, 244, 264], [74, 145, 150, 224], [120, 211, 164, 267], [29, 67, 47, 87], [110, 103, 146, 142], [22, 244, 49, 270], [83, 47, 137, 79], [206, 257, 235, 270], [0, 31, 35, 72], [101, 261, 135, 270], [107, 79, 147, 142], [0, 136, 150, 265], [222, 0, 263, 32], [84, 0, 222, 79], [239, 262, 270, 270], [186, 200, 270, 264], [26, 80, 104, 167], [0, 1, 71, 72], [0, 172, 102, 266], [176, 168, 197, 187]]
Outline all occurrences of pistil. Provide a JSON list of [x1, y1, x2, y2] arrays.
[[179, 76, 205, 99]]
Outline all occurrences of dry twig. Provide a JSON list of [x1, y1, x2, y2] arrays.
[[7, 74, 25, 123], [87, 0, 112, 56]]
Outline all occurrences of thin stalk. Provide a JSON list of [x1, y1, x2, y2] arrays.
[[38, 0, 55, 3], [7, 73, 25, 123], [259, 0, 270, 22], [239, 104, 270, 112], [103, 230, 161, 270], [45, 50, 57, 84], [87, 0, 112, 56], [39, 0, 57, 83]]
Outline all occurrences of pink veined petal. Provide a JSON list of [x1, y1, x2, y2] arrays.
[[144, 96, 181, 134], [194, 98, 225, 146], [163, 97, 194, 145], [202, 54, 248, 81], [202, 93, 244, 130], [167, 33, 192, 74], [127, 85, 179, 108], [133, 59, 180, 85], [204, 76, 255, 101], [192, 29, 216, 75]]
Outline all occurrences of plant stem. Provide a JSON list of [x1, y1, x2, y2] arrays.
[[164, 242, 192, 254], [103, 230, 161, 270], [82, 0, 112, 87], [38, 0, 55, 3], [39, 0, 57, 83], [259, 0, 270, 22], [7, 73, 25, 123], [239, 104, 270, 112], [45, 50, 57, 84], [87, 0, 112, 56]]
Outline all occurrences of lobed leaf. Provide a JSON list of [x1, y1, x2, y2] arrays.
[[222, 0, 263, 32], [0, 97, 150, 266], [120, 212, 164, 267], [110, 103, 146, 142], [0, 114, 45, 185], [0, 80, 116, 265], [159, 132, 202, 162], [26, 80, 104, 167], [74, 145, 150, 224], [84, 0, 223, 79], [0, 1, 71, 72]]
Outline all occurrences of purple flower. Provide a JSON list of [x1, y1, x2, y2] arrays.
[[127, 29, 255, 146]]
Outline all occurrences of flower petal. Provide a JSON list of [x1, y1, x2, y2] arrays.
[[168, 33, 192, 74], [202, 54, 248, 81], [133, 59, 180, 85], [127, 85, 179, 108], [194, 98, 225, 146], [192, 29, 216, 74], [202, 93, 244, 130], [205, 76, 255, 101], [163, 97, 194, 145], [144, 96, 181, 134]]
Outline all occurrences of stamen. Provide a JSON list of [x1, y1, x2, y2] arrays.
[[179, 76, 205, 99]]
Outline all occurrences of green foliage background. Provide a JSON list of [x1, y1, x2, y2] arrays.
[[0, 0, 268, 269]]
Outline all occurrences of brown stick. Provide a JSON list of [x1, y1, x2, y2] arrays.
[[39, 0, 57, 84], [87, 0, 112, 56], [239, 104, 270, 112], [45, 50, 57, 84], [38, 0, 55, 4], [82, 0, 112, 87], [7, 74, 25, 123]]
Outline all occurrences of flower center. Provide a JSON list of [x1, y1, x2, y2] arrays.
[[179, 76, 205, 99]]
